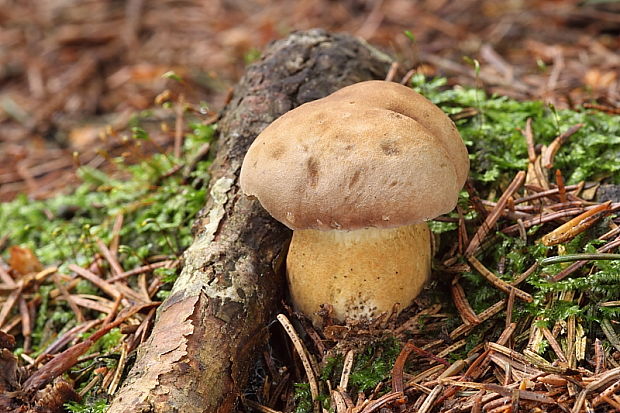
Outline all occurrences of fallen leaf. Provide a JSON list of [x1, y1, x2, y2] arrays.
[[8, 246, 43, 276]]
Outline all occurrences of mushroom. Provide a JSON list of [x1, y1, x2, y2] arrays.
[[240, 80, 469, 325]]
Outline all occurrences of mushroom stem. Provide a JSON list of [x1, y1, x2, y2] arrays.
[[286, 222, 431, 325]]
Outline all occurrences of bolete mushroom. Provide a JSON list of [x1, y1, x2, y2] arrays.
[[240, 80, 469, 325]]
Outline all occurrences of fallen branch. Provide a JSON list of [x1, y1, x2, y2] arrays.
[[108, 29, 391, 412]]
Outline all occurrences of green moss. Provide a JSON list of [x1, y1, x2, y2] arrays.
[[65, 399, 109, 413], [411, 74, 620, 186], [293, 383, 313, 413], [0, 121, 215, 358], [348, 337, 401, 393], [416, 75, 620, 358]]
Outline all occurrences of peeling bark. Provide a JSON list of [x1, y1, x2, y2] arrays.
[[108, 29, 391, 413]]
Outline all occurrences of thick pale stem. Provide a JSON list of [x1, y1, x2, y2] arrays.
[[286, 222, 431, 325]]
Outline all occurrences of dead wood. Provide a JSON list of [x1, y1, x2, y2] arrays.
[[108, 29, 391, 413]]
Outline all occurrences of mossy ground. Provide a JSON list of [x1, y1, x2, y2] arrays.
[[1, 76, 619, 411], [288, 75, 620, 412]]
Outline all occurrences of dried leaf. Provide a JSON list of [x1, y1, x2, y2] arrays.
[[8, 246, 42, 276]]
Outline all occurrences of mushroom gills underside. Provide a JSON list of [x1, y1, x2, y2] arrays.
[[286, 222, 431, 326]]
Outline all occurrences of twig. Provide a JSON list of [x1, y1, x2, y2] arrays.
[[532, 155, 550, 190], [392, 341, 415, 395], [331, 390, 348, 413], [183, 142, 211, 179], [174, 94, 185, 159], [540, 326, 568, 364], [595, 339, 605, 374], [103, 293, 124, 325], [437, 339, 466, 359], [601, 225, 620, 241], [511, 262, 539, 286], [505, 289, 515, 329], [79, 374, 102, 398], [513, 182, 588, 204], [523, 118, 536, 163], [52, 273, 85, 323], [450, 300, 506, 340], [277, 314, 320, 413], [601, 319, 620, 352], [542, 124, 584, 169], [70, 263, 146, 303], [586, 366, 620, 393], [108, 342, 128, 395], [541, 253, 620, 265], [468, 256, 533, 302], [97, 239, 125, 278], [602, 395, 620, 410], [407, 342, 450, 366], [34, 320, 101, 366], [70, 264, 122, 300], [457, 206, 469, 255], [593, 379, 620, 407], [541, 201, 613, 246], [24, 302, 157, 392], [339, 350, 354, 391], [19, 296, 32, 353], [441, 359, 469, 379], [127, 307, 157, 353], [109, 214, 124, 257], [406, 365, 444, 385], [480, 44, 514, 83], [359, 391, 404, 413], [502, 205, 615, 235], [471, 391, 484, 413], [555, 169, 567, 203], [551, 235, 620, 281], [400, 68, 416, 85], [68, 296, 113, 314], [441, 379, 556, 404], [0, 285, 23, 328], [107, 259, 177, 282], [0, 263, 16, 287], [451, 278, 481, 324], [416, 384, 443, 413], [465, 171, 525, 256], [385, 62, 399, 82], [242, 397, 283, 413], [465, 180, 489, 221], [583, 102, 620, 115]]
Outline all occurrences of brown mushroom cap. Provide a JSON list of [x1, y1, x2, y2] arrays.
[[240, 80, 469, 231]]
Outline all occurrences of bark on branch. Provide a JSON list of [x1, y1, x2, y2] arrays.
[[109, 29, 391, 413]]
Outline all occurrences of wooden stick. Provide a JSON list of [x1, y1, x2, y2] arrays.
[[465, 171, 525, 256], [339, 350, 354, 391], [107, 260, 176, 282], [468, 256, 533, 302], [541, 201, 613, 246], [514, 183, 585, 204], [552, 235, 620, 281], [174, 94, 185, 159], [451, 279, 481, 324], [542, 124, 584, 169], [277, 314, 320, 413]]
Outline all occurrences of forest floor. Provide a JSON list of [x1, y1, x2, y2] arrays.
[[1, 0, 618, 201], [1, 1, 620, 412]]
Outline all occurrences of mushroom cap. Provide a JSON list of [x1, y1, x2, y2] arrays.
[[240, 80, 469, 231]]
